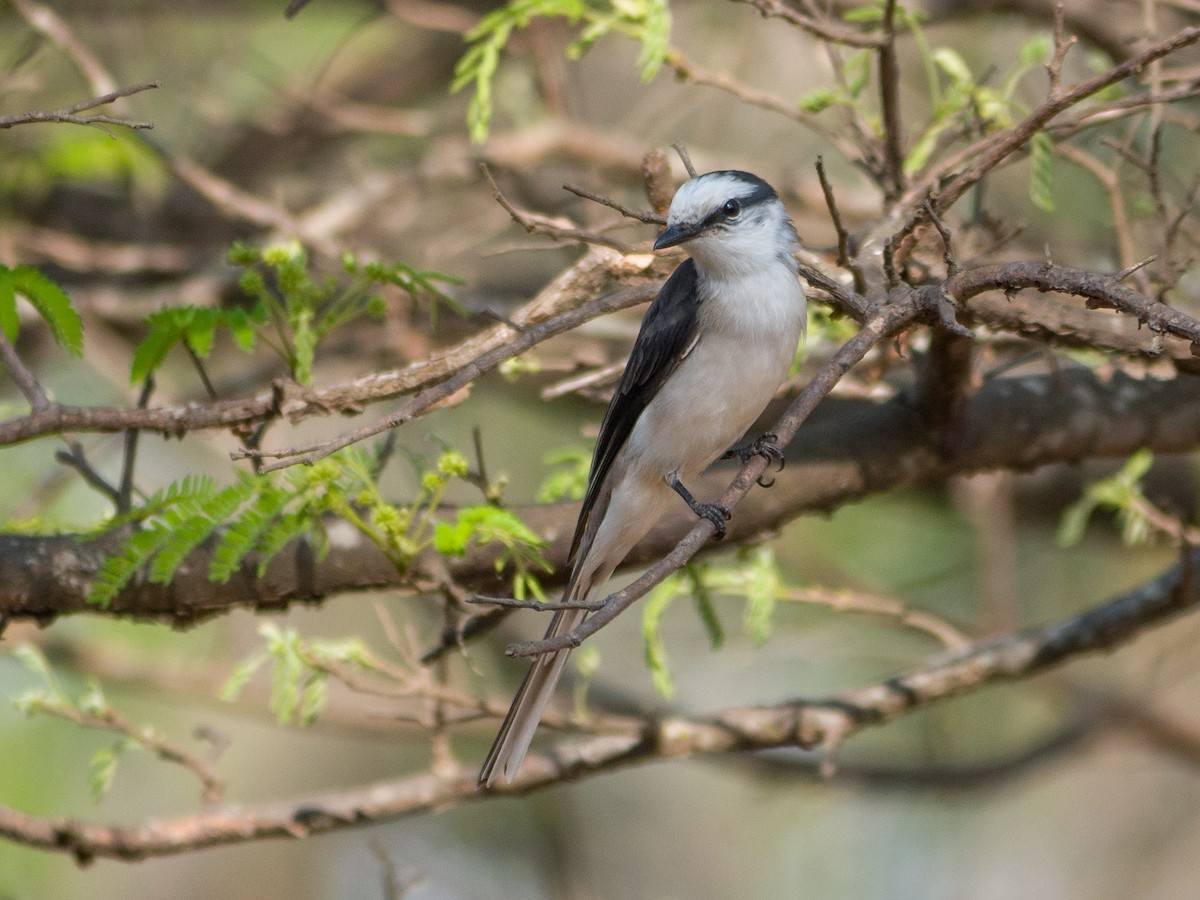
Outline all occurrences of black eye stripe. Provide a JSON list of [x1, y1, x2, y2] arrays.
[[696, 196, 767, 231]]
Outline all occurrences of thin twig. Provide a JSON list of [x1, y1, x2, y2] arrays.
[[562, 183, 666, 225], [816, 156, 853, 273], [890, 24, 1200, 255], [924, 199, 959, 277], [740, 0, 884, 48], [480, 164, 638, 253], [10, 0, 117, 95], [0, 333, 50, 410], [0, 82, 158, 131], [232, 282, 660, 470], [877, 0, 906, 201], [469, 595, 606, 611], [22, 696, 225, 805], [117, 377, 154, 514], [672, 143, 697, 178], [54, 442, 121, 506]]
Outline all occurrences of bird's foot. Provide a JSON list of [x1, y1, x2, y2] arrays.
[[723, 433, 786, 487], [669, 473, 732, 539], [693, 501, 731, 539]]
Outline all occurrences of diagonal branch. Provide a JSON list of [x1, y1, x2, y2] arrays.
[[0, 256, 661, 447], [507, 292, 930, 657]]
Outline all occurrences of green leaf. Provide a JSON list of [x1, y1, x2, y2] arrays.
[[253, 512, 313, 577], [634, 0, 671, 82], [435, 505, 545, 556], [219, 650, 268, 702], [1058, 449, 1155, 545], [1029, 130, 1055, 212], [1018, 33, 1052, 66], [145, 479, 256, 585], [299, 672, 328, 725], [843, 3, 884, 22], [129, 325, 179, 384], [903, 120, 949, 176], [844, 50, 872, 99], [88, 527, 174, 607], [688, 566, 724, 650], [742, 549, 780, 646], [798, 87, 838, 114], [0, 269, 18, 343], [10, 266, 82, 356], [932, 47, 973, 89], [537, 447, 591, 503], [210, 484, 287, 582], [184, 308, 219, 358], [225, 307, 259, 352], [433, 520, 470, 556], [89, 745, 122, 801], [291, 307, 316, 385], [11, 644, 53, 684], [642, 575, 682, 698]]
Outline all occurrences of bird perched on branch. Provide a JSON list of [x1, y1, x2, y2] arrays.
[[480, 169, 807, 786]]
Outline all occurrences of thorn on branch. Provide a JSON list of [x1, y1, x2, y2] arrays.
[[1115, 256, 1157, 283]]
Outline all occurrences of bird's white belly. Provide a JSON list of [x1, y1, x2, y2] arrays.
[[623, 327, 796, 482]]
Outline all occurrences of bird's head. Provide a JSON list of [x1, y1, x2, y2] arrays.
[[653, 170, 798, 277]]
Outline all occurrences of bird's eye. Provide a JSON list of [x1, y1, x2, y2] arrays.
[[722, 199, 741, 218]]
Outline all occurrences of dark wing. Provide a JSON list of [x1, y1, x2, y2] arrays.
[[566, 258, 702, 565]]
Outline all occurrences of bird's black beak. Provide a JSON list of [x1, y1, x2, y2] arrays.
[[653, 222, 699, 250]]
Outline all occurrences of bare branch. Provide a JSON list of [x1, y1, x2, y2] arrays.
[[739, 0, 884, 48], [10, 0, 118, 95], [0, 333, 50, 410], [877, 0, 906, 201], [0, 81, 159, 131], [562, 183, 666, 225], [480, 164, 639, 252]]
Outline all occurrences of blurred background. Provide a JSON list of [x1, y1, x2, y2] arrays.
[[0, 1, 1199, 898]]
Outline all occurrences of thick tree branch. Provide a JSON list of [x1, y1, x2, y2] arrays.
[[4, 360, 1198, 625]]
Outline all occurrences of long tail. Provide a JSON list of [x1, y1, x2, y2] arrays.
[[478, 604, 586, 787]]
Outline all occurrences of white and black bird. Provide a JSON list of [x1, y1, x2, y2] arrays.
[[480, 169, 807, 786]]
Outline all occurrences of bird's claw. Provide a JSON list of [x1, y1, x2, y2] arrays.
[[724, 433, 785, 488], [695, 502, 732, 539]]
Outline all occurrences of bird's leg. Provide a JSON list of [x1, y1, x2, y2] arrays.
[[721, 432, 785, 487], [669, 473, 731, 539]]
